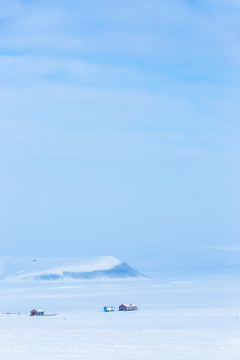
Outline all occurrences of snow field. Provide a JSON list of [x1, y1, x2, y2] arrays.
[[0, 275, 240, 359]]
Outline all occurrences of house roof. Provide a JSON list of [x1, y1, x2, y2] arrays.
[[32, 309, 44, 312], [121, 304, 136, 307]]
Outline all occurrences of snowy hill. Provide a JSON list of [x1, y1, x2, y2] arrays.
[[0, 256, 146, 281]]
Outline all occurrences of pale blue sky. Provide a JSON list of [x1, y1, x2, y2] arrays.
[[0, 0, 240, 271]]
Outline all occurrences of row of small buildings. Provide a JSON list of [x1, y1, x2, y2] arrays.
[[30, 304, 138, 316], [104, 304, 138, 312]]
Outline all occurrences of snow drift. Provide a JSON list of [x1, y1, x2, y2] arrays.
[[0, 256, 146, 281]]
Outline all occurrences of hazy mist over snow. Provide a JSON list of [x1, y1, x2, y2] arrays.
[[0, 0, 239, 271], [0, 256, 145, 281]]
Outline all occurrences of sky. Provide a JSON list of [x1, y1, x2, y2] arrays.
[[0, 0, 240, 272]]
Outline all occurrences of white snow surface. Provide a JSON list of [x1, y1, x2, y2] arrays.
[[1, 271, 240, 359], [0, 256, 122, 281]]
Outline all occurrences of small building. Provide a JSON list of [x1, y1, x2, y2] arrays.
[[30, 309, 44, 316], [119, 304, 138, 311], [104, 306, 115, 312]]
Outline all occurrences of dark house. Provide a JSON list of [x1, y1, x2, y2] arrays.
[[119, 304, 138, 311], [30, 309, 44, 316]]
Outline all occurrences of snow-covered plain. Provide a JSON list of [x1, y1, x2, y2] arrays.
[[1, 272, 240, 359]]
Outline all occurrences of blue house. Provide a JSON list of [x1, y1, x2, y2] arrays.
[[104, 306, 115, 312]]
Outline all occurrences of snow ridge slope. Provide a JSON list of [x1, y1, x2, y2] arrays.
[[0, 256, 146, 281]]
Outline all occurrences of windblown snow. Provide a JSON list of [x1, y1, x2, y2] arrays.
[[0, 256, 145, 281]]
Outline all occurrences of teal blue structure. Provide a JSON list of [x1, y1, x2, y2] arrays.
[[104, 306, 115, 312]]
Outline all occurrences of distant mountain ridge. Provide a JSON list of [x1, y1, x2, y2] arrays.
[[0, 256, 146, 281]]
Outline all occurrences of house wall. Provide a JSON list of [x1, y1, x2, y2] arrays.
[[119, 305, 137, 311], [31, 311, 44, 316]]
